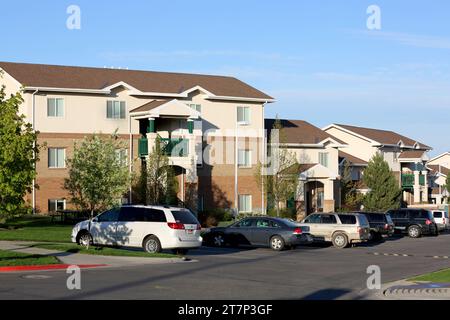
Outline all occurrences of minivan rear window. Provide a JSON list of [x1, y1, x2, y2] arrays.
[[433, 212, 443, 218], [171, 210, 199, 225], [338, 215, 356, 224]]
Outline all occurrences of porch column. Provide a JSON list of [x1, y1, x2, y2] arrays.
[[323, 179, 335, 213], [421, 170, 429, 203], [147, 117, 155, 134], [413, 170, 421, 204]]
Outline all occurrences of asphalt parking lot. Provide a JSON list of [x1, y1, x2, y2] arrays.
[[1, 232, 450, 300]]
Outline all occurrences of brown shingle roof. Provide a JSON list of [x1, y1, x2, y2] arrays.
[[338, 151, 368, 165], [0, 61, 273, 100], [266, 119, 346, 145], [130, 100, 169, 113], [428, 165, 449, 176], [399, 150, 426, 159], [335, 124, 431, 149]]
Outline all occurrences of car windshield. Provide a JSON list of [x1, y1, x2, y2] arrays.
[[171, 210, 199, 224]]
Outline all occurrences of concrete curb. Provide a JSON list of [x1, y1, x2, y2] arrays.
[[0, 264, 107, 273]]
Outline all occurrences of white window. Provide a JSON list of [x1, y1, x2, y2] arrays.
[[115, 149, 128, 166], [237, 106, 250, 125], [319, 152, 329, 168], [48, 199, 65, 212], [238, 195, 252, 213], [48, 148, 66, 168], [188, 103, 202, 113], [238, 149, 251, 168], [107, 101, 126, 119], [47, 98, 64, 117]]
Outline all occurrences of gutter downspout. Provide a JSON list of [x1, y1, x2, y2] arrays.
[[235, 118, 238, 215], [31, 89, 38, 214], [128, 115, 133, 204], [262, 102, 266, 215]]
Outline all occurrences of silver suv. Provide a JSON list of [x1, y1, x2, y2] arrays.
[[299, 213, 370, 248]]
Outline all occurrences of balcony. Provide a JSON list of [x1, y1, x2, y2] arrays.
[[160, 138, 189, 157], [401, 173, 425, 188], [138, 138, 148, 158]]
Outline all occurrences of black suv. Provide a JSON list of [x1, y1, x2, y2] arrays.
[[355, 212, 394, 241], [386, 208, 439, 238]]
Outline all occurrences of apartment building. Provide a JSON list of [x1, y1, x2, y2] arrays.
[[427, 152, 450, 205], [323, 124, 432, 206], [0, 61, 274, 215], [265, 119, 346, 219]]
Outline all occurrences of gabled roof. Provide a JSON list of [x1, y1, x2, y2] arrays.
[[325, 123, 431, 150], [399, 150, 426, 159], [265, 119, 346, 145], [130, 100, 169, 113], [0, 61, 273, 101], [429, 152, 450, 163], [338, 151, 368, 166]]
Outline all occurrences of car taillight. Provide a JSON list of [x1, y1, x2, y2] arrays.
[[293, 228, 302, 235], [357, 227, 364, 234], [384, 224, 389, 230], [425, 219, 432, 225], [196, 224, 202, 230], [167, 222, 185, 230]]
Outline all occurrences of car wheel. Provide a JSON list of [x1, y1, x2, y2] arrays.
[[172, 249, 189, 255], [332, 232, 348, 249], [407, 225, 421, 238], [270, 235, 285, 251], [210, 233, 225, 247], [143, 236, 162, 253], [77, 231, 93, 247]]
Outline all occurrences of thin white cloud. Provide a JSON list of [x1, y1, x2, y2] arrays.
[[353, 30, 450, 50]]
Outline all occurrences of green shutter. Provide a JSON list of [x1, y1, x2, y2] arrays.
[[120, 101, 126, 119], [107, 101, 113, 118], [187, 120, 194, 134]]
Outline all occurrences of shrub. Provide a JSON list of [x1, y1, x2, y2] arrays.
[[198, 208, 234, 227], [267, 208, 296, 220]]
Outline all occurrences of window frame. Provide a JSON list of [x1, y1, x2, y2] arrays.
[[238, 194, 252, 213], [47, 98, 65, 118], [48, 199, 66, 212], [237, 149, 252, 168], [237, 106, 250, 125], [48, 148, 66, 169], [319, 152, 329, 168], [106, 100, 126, 120]]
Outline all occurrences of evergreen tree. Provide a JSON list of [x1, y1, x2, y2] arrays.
[[362, 153, 402, 211]]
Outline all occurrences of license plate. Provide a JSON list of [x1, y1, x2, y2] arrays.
[[186, 229, 193, 234]]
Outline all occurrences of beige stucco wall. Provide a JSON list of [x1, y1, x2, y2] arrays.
[[289, 146, 340, 176], [428, 154, 450, 168], [324, 127, 377, 162]]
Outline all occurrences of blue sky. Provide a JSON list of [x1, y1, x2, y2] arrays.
[[1, 0, 449, 156]]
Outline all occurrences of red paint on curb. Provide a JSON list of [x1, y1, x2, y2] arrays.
[[0, 264, 107, 272]]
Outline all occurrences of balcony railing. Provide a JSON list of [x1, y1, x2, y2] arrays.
[[138, 138, 148, 158], [160, 138, 189, 157], [401, 173, 425, 188]]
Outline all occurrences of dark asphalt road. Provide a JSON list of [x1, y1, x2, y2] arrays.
[[1, 233, 450, 300]]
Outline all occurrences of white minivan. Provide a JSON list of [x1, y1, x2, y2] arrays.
[[432, 210, 449, 231], [71, 205, 203, 254]]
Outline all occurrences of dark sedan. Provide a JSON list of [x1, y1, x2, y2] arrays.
[[203, 217, 313, 251]]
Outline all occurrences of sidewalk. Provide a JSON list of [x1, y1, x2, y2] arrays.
[[0, 240, 190, 270]]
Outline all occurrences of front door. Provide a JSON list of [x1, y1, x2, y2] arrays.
[[90, 208, 120, 245]]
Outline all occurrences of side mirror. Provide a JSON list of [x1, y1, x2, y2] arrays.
[[92, 217, 98, 223]]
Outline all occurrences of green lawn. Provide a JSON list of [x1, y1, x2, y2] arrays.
[[32, 243, 176, 258], [409, 269, 450, 283], [0, 249, 59, 267], [0, 216, 72, 243]]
